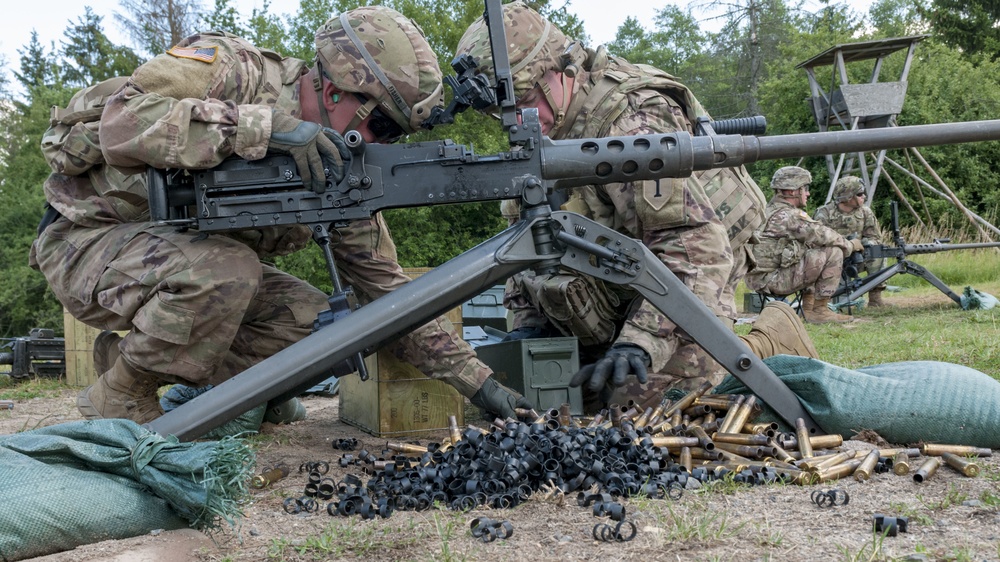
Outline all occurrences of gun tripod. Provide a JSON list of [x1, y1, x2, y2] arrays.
[[148, 203, 821, 441], [839, 259, 962, 305]]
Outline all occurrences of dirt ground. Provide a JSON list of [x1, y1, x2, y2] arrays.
[[3, 385, 999, 562]]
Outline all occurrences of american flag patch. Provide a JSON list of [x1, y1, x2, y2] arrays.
[[167, 46, 218, 63]]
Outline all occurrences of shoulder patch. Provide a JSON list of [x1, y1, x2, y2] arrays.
[[167, 46, 218, 63]]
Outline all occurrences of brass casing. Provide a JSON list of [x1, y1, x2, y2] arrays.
[[921, 444, 992, 457], [913, 457, 941, 483], [941, 452, 980, 477], [892, 451, 910, 475], [853, 449, 881, 482]]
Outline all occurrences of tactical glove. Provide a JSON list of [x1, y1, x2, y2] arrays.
[[268, 110, 351, 193], [849, 238, 864, 253], [227, 225, 313, 259], [570, 344, 650, 401], [469, 376, 534, 420]]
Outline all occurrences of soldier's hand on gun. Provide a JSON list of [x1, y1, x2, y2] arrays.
[[267, 110, 352, 193], [849, 238, 864, 254], [570, 344, 650, 402]]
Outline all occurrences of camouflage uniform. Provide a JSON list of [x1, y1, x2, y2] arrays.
[[35, 17, 489, 400], [813, 177, 885, 276], [457, 1, 767, 392], [746, 192, 854, 298]]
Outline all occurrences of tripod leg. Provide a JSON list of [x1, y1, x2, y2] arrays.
[[902, 261, 961, 304]]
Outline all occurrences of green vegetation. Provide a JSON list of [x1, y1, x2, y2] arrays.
[[0, 376, 65, 401], [3, 0, 1000, 336]]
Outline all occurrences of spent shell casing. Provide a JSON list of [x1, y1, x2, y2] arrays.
[[795, 418, 813, 459], [913, 457, 942, 483], [251, 464, 290, 489], [941, 452, 980, 477], [854, 450, 881, 482], [921, 444, 992, 457], [892, 451, 911, 475]]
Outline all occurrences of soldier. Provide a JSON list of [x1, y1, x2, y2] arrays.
[[32, 6, 530, 424], [746, 166, 865, 324], [454, 2, 817, 406], [813, 176, 889, 307]]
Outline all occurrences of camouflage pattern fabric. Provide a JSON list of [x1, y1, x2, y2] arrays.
[[746, 198, 853, 298], [314, 7, 443, 133], [814, 200, 885, 276], [500, 62, 735, 379], [37, 27, 489, 398]]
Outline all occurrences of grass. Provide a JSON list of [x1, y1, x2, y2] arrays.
[[0, 375, 66, 400], [736, 233, 1000, 378], [266, 519, 425, 561]]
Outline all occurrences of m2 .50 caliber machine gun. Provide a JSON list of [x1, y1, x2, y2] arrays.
[[835, 201, 1000, 305], [143, 0, 1000, 441]]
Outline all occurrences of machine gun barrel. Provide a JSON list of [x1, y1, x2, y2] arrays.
[[901, 241, 1000, 255]]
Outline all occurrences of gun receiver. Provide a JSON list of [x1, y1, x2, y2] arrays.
[[0, 328, 65, 380], [143, 0, 1000, 441], [148, 118, 1000, 231], [836, 201, 1000, 304]]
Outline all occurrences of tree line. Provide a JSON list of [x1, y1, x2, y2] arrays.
[[0, 0, 997, 336]]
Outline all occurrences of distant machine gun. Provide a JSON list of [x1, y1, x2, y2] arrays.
[[835, 201, 1000, 305], [143, 0, 1000, 441], [0, 328, 65, 380]]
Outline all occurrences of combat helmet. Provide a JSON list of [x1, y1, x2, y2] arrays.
[[454, 1, 573, 99], [770, 166, 812, 192], [315, 6, 443, 134], [833, 176, 866, 202]]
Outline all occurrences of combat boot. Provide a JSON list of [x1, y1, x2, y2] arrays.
[[867, 288, 891, 308], [92, 330, 122, 376], [77, 355, 164, 423], [807, 295, 852, 324], [740, 301, 819, 359]]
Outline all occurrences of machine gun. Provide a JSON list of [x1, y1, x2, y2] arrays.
[[143, 0, 1000, 441], [835, 202, 1000, 305], [0, 328, 65, 380]]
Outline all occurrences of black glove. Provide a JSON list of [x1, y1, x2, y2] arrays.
[[268, 110, 351, 193], [469, 376, 534, 420], [570, 344, 650, 396]]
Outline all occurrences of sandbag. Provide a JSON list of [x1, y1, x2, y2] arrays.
[[0, 419, 253, 561], [714, 355, 1000, 448]]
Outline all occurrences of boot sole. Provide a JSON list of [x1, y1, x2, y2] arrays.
[[76, 386, 104, 420]]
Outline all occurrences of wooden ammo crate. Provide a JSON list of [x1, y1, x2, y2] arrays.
[[338, 267, 466, 438], [62, 309, 102, 387]]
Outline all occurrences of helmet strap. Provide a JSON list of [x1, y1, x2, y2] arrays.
[[535, 73, 572, 133], [313, 61, 333, 129], [339, 12, 411, 124], [346, 98, 379, 132]]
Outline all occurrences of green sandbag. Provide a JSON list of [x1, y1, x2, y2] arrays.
[[714, 355, 1000, 448], [0, 419, 253, 561]]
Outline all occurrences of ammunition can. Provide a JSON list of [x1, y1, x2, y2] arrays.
[[892, 451, 910, 475], [913, 457, 941, 483], [941, 452, 980, 477], [854, 450, 881, 482], [921, 444, 992, 457]]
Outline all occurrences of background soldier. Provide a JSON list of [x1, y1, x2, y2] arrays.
[[746, 166, 864, 324], [455, 2, 816, 406], [813, 176, 889, 307], [33, 6, 530, 424]]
